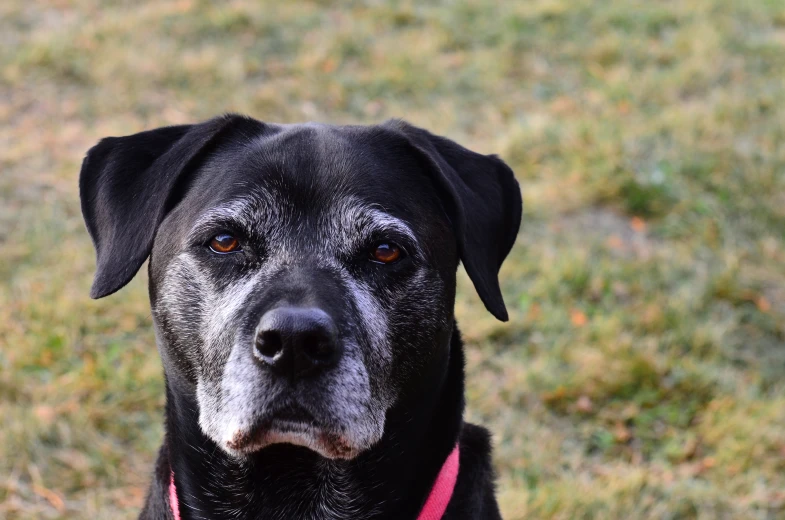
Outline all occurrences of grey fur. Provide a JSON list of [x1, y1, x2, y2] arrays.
[[153, 192, 426, 459]]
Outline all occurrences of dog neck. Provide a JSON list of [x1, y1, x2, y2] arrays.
[[161, 327, 466, 520]]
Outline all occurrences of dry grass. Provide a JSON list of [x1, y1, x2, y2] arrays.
[[2, 1, 785, 518]]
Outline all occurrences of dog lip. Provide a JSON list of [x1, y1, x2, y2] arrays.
[[225, 403, 358, 459], [243, 403, 319, 436]]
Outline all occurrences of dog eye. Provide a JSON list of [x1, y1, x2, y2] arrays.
[[209, 234, 241, 254], [369, 242, 402, 264]]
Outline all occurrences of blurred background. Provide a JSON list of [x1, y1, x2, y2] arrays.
[[1, 1, 784, 518]]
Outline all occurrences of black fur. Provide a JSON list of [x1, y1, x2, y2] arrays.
[[80, 115, 267, 299], [382, 120, 521, 322], [79, 115, 520, 519], [142, 328, 500, 520]]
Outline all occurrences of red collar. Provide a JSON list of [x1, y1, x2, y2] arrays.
[[169, 444, 460, 520]]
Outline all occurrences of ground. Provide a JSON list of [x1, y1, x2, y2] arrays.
[[1, 1, 784, 519]]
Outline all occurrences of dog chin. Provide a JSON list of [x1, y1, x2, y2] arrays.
[[225, 421, 364, 460]]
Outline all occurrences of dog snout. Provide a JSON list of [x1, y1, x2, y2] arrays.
[[254, 307, 342, 379]]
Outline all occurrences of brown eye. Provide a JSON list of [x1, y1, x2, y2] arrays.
[[370, 243, 402, 264], [209, 234, 240, 254]]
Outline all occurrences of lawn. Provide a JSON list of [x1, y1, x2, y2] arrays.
[[1, 1, 784, 518]]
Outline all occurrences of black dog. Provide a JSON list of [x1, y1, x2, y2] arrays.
[[80, 115, 521, 519]]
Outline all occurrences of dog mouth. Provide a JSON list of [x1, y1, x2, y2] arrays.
[[225, 404, 359, 459]]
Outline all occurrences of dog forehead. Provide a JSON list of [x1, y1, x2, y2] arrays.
[[186, 123, 446, 231]]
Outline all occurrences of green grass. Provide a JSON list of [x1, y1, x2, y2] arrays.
[[2, 1, 785, 518]]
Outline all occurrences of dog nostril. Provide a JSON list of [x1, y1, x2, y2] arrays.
[[254, 307, 342, 378], [301, 333, 336, 363], [256, 330, 283, 359]]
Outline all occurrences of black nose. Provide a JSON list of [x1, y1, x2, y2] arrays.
[[254, 307, 342, 379]]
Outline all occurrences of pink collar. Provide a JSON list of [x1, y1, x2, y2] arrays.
[[415, 444, 461, 520], [169, 444, 459, 520]]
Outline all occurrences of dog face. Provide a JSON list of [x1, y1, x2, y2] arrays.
[[150, 125, 460, 459], [80, 115, 521, 460]]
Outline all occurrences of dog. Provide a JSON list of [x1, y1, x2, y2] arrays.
[[79, 114, 521, 519]]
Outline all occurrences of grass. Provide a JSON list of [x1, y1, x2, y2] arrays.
[[1, 0, 784, 518]]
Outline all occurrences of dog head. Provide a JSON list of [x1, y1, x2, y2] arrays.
[[80, 115, 521, 459]]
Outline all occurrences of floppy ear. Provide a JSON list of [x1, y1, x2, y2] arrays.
[[79, 114, 261, 299], [382, 120, 522, 321]]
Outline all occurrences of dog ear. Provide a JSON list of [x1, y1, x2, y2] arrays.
[[382, 120, 522, 321], [79, 114, 260, 299]]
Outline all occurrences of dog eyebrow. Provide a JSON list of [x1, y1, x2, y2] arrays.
[[364, 209, 419, 244], [188, 198, 262, 237], [337, 205, 422, 255]]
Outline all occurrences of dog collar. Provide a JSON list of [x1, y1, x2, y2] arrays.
[[169, 444, 459, 520], [415, 444, 460, 520]]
